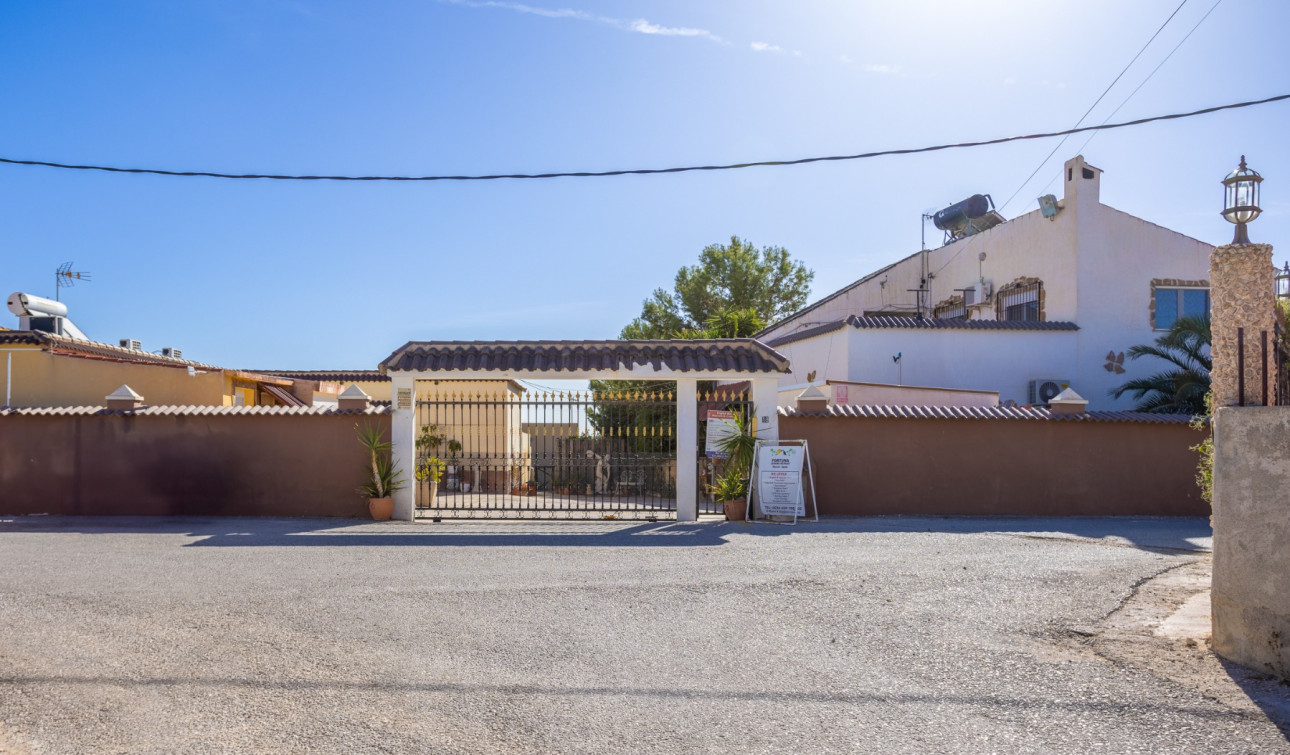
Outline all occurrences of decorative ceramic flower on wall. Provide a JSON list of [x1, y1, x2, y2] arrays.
[[1104, 351, 1126, 374]]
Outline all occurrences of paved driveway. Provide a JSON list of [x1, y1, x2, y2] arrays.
[[0, 516, 1284, 754]]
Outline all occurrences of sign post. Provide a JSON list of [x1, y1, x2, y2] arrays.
[[746, 439, 819, 524]]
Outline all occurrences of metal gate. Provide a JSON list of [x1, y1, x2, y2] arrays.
[[414, 385, 681, 520], [695, 385, 753, 516]]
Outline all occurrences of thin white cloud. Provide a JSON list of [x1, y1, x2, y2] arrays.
[[862, 63, 900, 75], [440, 0, 727, 44], [750, 41, 783, 54]]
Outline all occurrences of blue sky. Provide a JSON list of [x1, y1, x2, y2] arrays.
[[1, 0, 1287, 369]]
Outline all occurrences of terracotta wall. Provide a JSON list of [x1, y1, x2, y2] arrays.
[[781, 415, 1208, 516], [0, 413, 392, 517]]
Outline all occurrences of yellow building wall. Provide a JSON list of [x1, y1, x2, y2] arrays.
[[1, 348, 229, 407]]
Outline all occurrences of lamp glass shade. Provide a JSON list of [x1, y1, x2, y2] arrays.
[[1222, 157, 1263, 225]]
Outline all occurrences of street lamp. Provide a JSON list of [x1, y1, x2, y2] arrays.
[[1222, 155, 1262, 244]]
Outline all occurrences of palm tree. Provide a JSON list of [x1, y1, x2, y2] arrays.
[[1110, 314, 1211, 415]]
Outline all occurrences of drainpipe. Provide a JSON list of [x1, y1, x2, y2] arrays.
[[0, 348, 30, 406]]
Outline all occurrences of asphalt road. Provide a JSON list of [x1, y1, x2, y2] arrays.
[[0, 515, 1284, 754]]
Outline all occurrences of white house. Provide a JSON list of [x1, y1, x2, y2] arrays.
[[758, 155, 1215, 410]]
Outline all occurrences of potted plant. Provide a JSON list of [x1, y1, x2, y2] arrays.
[[417, 457, 447, 507], [710, 465, 749, 521], [357, 422, 404, 521], [708, 410, 757, 521]]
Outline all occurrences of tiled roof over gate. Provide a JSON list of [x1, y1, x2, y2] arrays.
[[765, 316, 1080, 347], [379, 340, 790, 374]]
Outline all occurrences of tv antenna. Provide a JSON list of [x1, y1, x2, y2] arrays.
[[55, 262, 91, 301]]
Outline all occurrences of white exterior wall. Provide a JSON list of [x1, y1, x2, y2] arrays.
[[845, 329, 1079, 406], [762, 178, 1080, 337], [772, 328, 850, 386], [763, 155, 1214, 410], [777, 382, 998, 409], [1071, 192, 1212, 409]]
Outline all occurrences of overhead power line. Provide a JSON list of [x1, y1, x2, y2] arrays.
[[998, 0, 1191, 213], [0, 92, 1286, 183], [1057, 0, 1224, 179]]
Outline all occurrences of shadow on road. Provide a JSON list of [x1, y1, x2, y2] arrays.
[[0, 671, 1260, 723], [0, 514, 1212, 552], [1216, 657, 1290, 738]]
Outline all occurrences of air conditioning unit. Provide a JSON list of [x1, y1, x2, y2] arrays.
[[966, 281, 993, 307], [161, 347, 183, 360], [119, 339, 142, 351], [1029, 379, 1071, 406]]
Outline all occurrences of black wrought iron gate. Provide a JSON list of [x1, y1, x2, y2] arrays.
[[414, 385, 680, 520]]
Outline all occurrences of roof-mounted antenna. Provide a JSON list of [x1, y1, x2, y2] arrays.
[[55, 261, 91, 301]]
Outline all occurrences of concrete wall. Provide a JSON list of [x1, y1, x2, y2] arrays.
[[2, 347, 229, 407], [1211, 407, 1290, 679], [0, 412, 391, 518], [780, 414, 1207, 516], [773, 328, 850, 386], [846, 329, 1078, 407], [777, 382, 998, 409]]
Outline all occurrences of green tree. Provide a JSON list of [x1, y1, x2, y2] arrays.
[[1110, 314, 1211, 415], [620, 236, 813, 339], [589, 238, 809, 450]]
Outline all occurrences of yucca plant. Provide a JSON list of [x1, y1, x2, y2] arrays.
[[708, 410, 757, 503], [356, 422, 404, 499], [709, 464, 749, 502]]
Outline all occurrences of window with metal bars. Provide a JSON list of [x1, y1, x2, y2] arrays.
[[933, 300, 967, 320], [997, 281, 1042, 322]]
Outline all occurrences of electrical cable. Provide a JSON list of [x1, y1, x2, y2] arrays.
[[1039, 0, 1224, 195], [997, 0, 1191, 214], [932, 2, 1223, 280], [0, 92, 1285, 183]]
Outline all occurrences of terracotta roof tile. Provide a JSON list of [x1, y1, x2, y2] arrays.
[[0, 405, 390, 417], [779, 404, 1197, 424], [251, 370, 392, 383], [765, 316, 1079, 347], [379, 340, 790, 374]]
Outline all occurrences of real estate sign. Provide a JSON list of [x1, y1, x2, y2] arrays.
[[756, 445, 806, 516], [705, 410, 737, 458]]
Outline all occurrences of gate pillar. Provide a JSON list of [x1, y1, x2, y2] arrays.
[[675, 378, 698, 522], [391, 376, 417, 521], [752, 377, 780, 443]]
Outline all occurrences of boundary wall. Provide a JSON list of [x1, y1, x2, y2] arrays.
[[0, 408, 390, 517], [1211, 407, 1290, 679], [780, 408, 1207, 516]]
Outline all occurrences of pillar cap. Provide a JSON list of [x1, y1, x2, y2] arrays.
[[1048, 387, 1088, 415], [106, 384, 144, 402], [338, 385, 370, 400]]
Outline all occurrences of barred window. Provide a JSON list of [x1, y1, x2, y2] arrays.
[[997, 281, 1042, 322], [933, 300, 967, 320]]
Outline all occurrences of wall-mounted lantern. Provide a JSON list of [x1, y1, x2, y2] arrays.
[[1276, 262, 1290, 299], [1222, 155, 1262, 244]]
